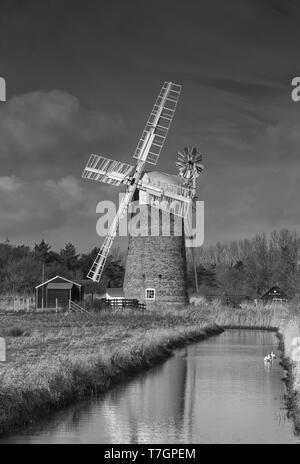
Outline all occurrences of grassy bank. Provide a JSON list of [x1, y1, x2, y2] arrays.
[[279, 314, 300, 432], [0, 307, 221, 436]]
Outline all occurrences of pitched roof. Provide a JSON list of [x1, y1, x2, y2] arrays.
[[35, 275, 82, 289], [143, 171, 184, 187], [47, 282, 73, 290], [260, 286, 287, 299]]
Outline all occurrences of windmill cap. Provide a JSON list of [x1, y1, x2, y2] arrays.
[[143, 171, 184, 187]]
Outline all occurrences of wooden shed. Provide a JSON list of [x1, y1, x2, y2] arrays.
[[35, 276, 83, 310]]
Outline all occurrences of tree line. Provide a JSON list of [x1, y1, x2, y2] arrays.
[[0, 239, 125, 295], [2, 228, 299, 299], [189, 229, 300, 299]]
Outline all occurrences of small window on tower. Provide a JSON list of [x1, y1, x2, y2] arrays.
[[145, 288, 155, 300]]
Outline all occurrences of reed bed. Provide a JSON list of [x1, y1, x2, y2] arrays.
[[0, 308, 221, 436], [279, 314, 300, 432], [207, 302, 290, 330]]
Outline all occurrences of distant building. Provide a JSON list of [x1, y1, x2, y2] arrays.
[[260, 286, 288, 304], [35, 276, 83, 310]]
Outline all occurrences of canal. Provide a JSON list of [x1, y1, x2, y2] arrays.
[[1, 329, 299, 444]]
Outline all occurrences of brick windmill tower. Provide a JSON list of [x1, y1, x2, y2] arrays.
[[124, 146, 203, 306], [82, 82, 203, 305]]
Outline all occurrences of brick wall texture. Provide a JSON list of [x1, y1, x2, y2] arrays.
[[123, 185, 189, 305]]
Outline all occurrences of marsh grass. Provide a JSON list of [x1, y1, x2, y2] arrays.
[[279, 314, 300, 432], [0, 307, 221, 436], [207, 302, 290, 330]]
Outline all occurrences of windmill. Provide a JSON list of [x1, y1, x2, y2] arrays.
[[122, 144, 203, 305], [176, 146, 203, 194], [82, 83, 204, 305], [83, 82, 192, 282]]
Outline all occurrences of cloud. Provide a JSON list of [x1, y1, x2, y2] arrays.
[[1, 1, 300, 251], [44, 176, 84, 208], [193, 76, 286, 98], [0, 89, 129, 249], [0, 90, 126, 178], [0, 176, 22, 192], [0, 175, 95, 237]]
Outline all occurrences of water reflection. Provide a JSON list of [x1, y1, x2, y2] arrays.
[[1, 330, 299, 444]]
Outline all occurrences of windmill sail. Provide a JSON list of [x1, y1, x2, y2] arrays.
[[87, 230, 116, 283], [83, 81, 186, 284], [87, 189, 135, 282], [133, 82, 181, 165], [82, 154, 134, 187]]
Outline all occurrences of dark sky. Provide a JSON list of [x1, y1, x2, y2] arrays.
[[1, 0, 300, 251]]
